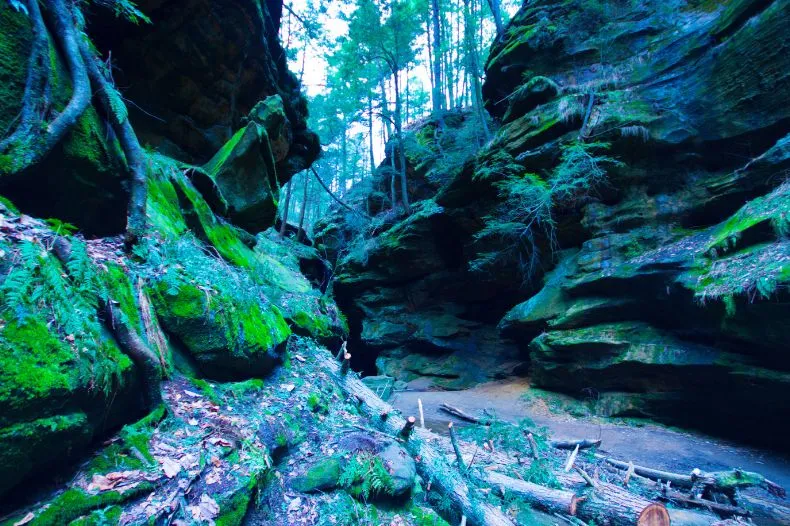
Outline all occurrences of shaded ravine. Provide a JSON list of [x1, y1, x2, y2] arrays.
[[391, 379, 790, 493]]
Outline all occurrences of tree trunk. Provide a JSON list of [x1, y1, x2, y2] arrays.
[[486, 0, 504, 36], [380, 78, 392, 141], [485, 472, 579, 517], [431, 0, 444, 116], [392, 71, 410, 214], [297, 172, 308, 242], [280, 179, 293, 236], [368, 96, 376, 176], [462, 0, 490, 141]]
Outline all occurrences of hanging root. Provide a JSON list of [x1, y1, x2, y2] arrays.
[[76, 37, 148, 247], [2, 0, 148, 247], [1, 0, 92, 173]]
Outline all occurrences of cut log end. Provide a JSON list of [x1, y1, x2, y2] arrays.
[[637, 503, 671, 526], [340, 353, 352, 375]]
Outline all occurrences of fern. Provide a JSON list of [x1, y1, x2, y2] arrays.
[[0, 239, 120, 395], [338, 452, 395, 500]]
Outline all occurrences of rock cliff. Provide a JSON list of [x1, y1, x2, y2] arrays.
[[318, 0, 790, 447]]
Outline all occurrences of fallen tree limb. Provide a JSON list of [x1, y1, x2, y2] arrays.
[[485, 471, 579, 516], [324, 351, 515, 526], [662, 489, 749, 518], [605, 458, 787, 499], [433, 435, 673, 526], [439, 403, 481, 424], [552, 439, 601, 451]]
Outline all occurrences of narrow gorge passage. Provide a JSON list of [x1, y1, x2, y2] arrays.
[[0, 0, 788, 525], [392, 380, 790, 494]]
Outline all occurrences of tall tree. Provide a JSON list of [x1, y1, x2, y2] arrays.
[[486, 0, 504, 36], [430, 0, 444, 117]]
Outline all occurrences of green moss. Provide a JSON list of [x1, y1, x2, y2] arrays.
[[146, 167, 188, 239], [204, 127, 246, 176], [62, 108, 114, 169], [0, 195, 19, 214], [103, 264, 142, 331], [0, 413, 92, 496], [292, 457, 343, 493], [192, 378, 222, 404], [215, 480, 257, 526], [67, 505, 122, 526], [117, 405, 167, 465], [23, 483, 154, 525], [0, 2, 31, 135], [0, 318, 78, 422], [409, 504, 451, 526]]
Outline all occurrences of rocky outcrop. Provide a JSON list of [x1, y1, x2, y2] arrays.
[[0, 0, 342, 501], [87, 0, 319, 175], [320, 0, 790, 446], [0, 0, 318, 237]]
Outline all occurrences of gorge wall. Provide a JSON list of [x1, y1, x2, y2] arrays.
[[318, 0, 790, 448], [0, 0, 345, 506]]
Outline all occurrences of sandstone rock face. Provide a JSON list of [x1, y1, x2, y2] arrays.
[[0, 0, 339, 499], [321, 0, 790, 446], [88, 0, 319, 176]]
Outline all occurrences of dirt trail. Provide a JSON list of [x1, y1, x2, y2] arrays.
[[391, 378, 790, 492]]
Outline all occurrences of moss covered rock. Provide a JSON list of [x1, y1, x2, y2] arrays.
[[150, 278, 290, 380]]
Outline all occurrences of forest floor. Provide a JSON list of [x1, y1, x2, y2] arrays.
[[391, 378, 790, 495]]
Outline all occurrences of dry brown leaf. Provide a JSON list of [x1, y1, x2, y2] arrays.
[[161, 458, 182, 479]]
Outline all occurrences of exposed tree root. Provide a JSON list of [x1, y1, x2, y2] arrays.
[[1, 0, 92, 173], [76, 37, 148, 247], [50, 235, 163, 409], [103, 300, 163, 408]]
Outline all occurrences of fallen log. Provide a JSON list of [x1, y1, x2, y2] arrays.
[[662, 489, 749, 518], [605, 458, 693, 488], [605, 459, 787, 499], [439, 403, 481, 424], [575, 482, 670, 526], [552, 439, 602, 451], [325, 351, 515, 526], [432, 434, 671, 526], [485, 471, 580, 516]]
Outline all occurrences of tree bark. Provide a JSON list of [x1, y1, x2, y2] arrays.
[[431, 0, 444, 116], [462, 0, 490, 141], [392, 70, 410, 214], [0, 0, 49, 154], [104, 301, 164, 409], [485, 0, 504, 36], [368, 96, 376, 176], [1, 0, 91, 173], [485, 471, 579, 517], [280, 179, 293, 236], [297, 172, 309, 242]]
